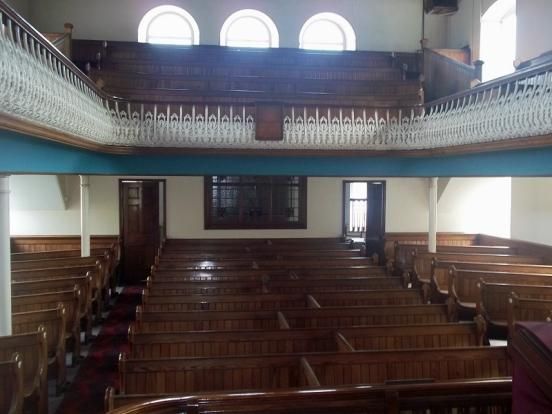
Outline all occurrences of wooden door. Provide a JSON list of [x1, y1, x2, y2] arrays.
[[365, 181, 386, 263], [121, 181, 159, 283]]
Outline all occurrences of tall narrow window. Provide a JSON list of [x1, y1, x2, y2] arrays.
[[138, 5, 200, 45], [205, 176, 307, 229], [299, 13, 356, 51], [220, 9, 279, 48], [480, 0, 516, 81]]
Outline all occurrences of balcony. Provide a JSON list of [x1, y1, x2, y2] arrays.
[[0, 2, 551, 156]]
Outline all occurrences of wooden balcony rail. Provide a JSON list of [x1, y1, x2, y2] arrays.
[[1, 0, 552, 154], [423, 48, 481, 101], [42, 22, 73, 58], [104, 379, 512, 414]]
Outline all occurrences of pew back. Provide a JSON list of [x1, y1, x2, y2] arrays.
[[0, 329, 48, 413], [119, 347, 510, 394], [0, 353, 23, 414]]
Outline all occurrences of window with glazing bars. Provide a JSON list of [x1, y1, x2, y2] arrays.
[[204, 176, 307, 229]]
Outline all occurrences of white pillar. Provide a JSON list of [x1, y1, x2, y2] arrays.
[[80, 175, 90, 257], [0, 175, 12, 335], [428, 177, 438, 254]]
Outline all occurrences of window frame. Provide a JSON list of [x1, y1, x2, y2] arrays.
[[299, 12, 356, 51], [138, 5, 200, 45], [220, 9, 280, 48], [204, 176, 307, 230]]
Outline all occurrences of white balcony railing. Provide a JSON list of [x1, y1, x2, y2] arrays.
[[1, 5, 551, 152]]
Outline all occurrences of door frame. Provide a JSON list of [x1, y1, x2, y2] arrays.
[[342, 180, 370, 238], [118, 178, 167, 280]]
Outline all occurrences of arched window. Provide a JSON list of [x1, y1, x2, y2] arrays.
[[220, 9, 279, 48], [480, 0, 516, 81], [299, 13, 356, 51], [138, 5, 200, 45]]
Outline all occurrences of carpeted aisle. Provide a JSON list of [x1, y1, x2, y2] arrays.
[[55, 286, 142, 414]]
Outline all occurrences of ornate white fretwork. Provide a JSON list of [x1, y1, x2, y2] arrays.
[[1, 7, 552, 151]]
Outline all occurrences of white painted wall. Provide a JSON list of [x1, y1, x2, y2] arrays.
[[10, 175, 516, 240], [516, 0, 552, 62], [447, 0, 552, 63], [10, 175, 118, 235], [437, 177, 511, 237], [5, 0, 30, 19], [511, 178, 552, 245], [27, 0, 447, 51]]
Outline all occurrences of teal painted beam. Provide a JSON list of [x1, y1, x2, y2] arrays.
[[1, 131, 552, 176]]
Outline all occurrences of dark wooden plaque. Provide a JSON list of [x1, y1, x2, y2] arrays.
[[255, 103, 283, 141]]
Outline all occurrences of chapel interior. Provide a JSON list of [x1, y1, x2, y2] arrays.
[[1, 0, 552, 413]]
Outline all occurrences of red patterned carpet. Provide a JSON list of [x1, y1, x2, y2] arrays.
[[56, 286, 142, 414]]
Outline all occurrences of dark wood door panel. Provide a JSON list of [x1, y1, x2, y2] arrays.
[[121, 181, 160, 283]]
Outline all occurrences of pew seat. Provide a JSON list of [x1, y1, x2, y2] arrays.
[[0, 329, 48, 414], [12, 305, 67, 394], [448, 268, 552, 320], [118, 346, 510, 394], [135, 304, 449, 332], [141, 289, 422, 312], [12, 288, 83, 365], [508, 294, 552, 336], [128, 322, 485, 359], [477, 281, 552, 337], [0, 353, 24, 414]]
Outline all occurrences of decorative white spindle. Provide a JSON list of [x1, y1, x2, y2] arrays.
[[1, 6, 552, 151]]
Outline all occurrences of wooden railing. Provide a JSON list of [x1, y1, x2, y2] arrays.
[[42, 22, 73, 58], [423, 48, 482, 102], [105, 379, 512, 414], [1, 0, 552, 154]]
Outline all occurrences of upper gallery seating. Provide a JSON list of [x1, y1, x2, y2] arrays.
[[72, 41, 423, 111]]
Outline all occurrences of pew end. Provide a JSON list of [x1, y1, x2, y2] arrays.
[[0, 353, 24, 414]]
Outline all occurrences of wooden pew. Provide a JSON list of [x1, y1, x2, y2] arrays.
[[12, 304, 67, 394], [412, 251, 547, 302], [391, 244, 517, 277], [128, 322, 485, 359], [11, 247, 107, 261], [0, 353, 24, 414], [430, 260, 552, 304], [0, 329, 48, 414], [141, 289, 422, 312], [12, 288, 83, 365], [155, 257, 375, 271], [118, 346, 509, 394], [105, 378, 512, 414], [10, 235, 119, 254], [448, 268, 552, 320], [12, 263, 107, 320], [145, 276, 402, 295], [476, 281, 552, 337], [135, 304, 449, 332], [158, 248, 363, 260], [12, 248, 117, 299], [150, 265, 386, 281], [162, 237, 353, 251], [508, 294, 552, 337], [12, 274, 95, 339]]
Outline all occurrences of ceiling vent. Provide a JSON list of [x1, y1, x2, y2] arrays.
[[424, 0, 459, 15]]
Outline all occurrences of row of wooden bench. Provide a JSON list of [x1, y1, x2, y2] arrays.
[[1, 237, 120, 414], [108, 238, 518, 412]]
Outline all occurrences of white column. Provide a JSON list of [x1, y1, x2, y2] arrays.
[[428, 177, 438, 253], [80, 175, 90, 257], [0, 175, 12, 336]]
